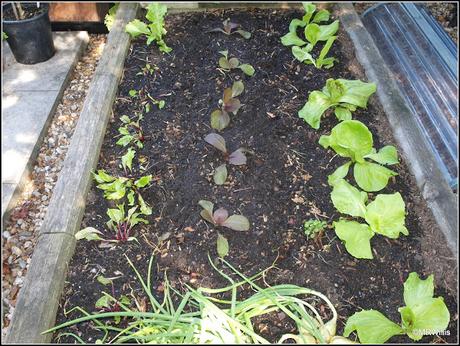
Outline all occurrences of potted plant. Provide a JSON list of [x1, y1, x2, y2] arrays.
[[2, 2, 55, 64]]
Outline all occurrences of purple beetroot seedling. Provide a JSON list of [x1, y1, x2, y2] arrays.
[[211, 80, 244, 131], [204, 133, 247, 184], [199, 200, 250, 231], [207, 18, 251, 39]]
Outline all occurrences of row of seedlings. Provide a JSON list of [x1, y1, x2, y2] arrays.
[[281, 2, 450, 344]]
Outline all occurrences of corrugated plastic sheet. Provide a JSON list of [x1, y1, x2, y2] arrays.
[[362, 3, 458, 188]]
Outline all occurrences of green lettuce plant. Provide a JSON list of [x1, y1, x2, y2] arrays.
[[199, 200, 250, 231], [320, 120, 399, 192], [93, 170, 152, 214], [344, 272, 450, 343], [330, 178, 408, 259], [125, 2, 171, 53], [104, 3, 119, 32], [121, 148, 135, 173], [281, 3, 339, 69], [299, 78, 377, 129], [210, 81, 245, 131], [218, 50, 255, 76]]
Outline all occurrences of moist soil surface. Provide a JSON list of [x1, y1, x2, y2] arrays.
[[54, 8, 458, 343]]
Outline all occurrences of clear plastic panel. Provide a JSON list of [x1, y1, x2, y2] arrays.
[[362, 3, 458, 189]]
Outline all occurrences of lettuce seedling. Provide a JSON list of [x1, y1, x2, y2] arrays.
[[104, 3, 119, 32], [330, 178, 408, 259], [281, 3, 339, 69], [137, 63, 158, 76], [210, 80, 245, 131], [198, 200, 250, 231], [117, 114, 144, 149], [125, 3, 172, 53], [299, 78, 377, 129], [344, 272, 450, 343], [281, 3, 335, 46], [292, 35, 337, 69], [93, 170, 152, 215], [207, 18, 251, 39], [320, 120, 398, 192], [218, 50, 255, 76], [204, 133, 247, 184]]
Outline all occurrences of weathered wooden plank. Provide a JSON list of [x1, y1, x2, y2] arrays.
[[336, 4, 458, 256], [5, 3, 139, 343]]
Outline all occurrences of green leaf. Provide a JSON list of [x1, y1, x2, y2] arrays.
[[328, 161, 351, 186], [75, 227, 104, 241], [316, 36, 337, 69], [129, 89, 138, 97], [333, 220, 374, 259], [312, 9, 330, 23], [328, 79, 377, 108], [93, 170, 115, 184], [317, 20, 340, 40], [138, 194, 152, 216], [232, 80, 245, 97], [344, 310, 403, 343], [121, 148, 135, 172], [199, 200, 215, 225], [318, 120, 374, 162], [127, 190, 135, 206], [235, 29, 251, 39], [229, 57, 240, 68], [213, 164, 228, 185], [222, 215, 250, 231], [305, 23, 320, 46], [118, 127, 130, 136], [364, 145, 399, 165], [400, 298, 450, 341], [292, 45, 316, 65], [219, 50, 228, 59], [95, 295, 111, 309], [330, 179, 367, 218], [116, 135, 133, 147], [280, 31, 307, 46], [158, 100, 165, 109], [210, 110, 230, 131], [289, 18, 308, 33], [134, 175, 152, 188], [334, 106, 351, 121], [97, 275, 112, 286], [125, 19, 151, 37], [403, 272, 434, 308], [298, 91, 332, 129], [105, 185, 126, 200], [107, 207, 124, 224], [364, 192, 408, 238], [120, 115, 131, 124], [302, 2, 316, 24], [354, 161, 398, 192], [216, 233, 229, 258], [219, 57, 231, 70], [239, 64, 255, 76]]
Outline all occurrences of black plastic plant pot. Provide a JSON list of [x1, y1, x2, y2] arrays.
[[2, 3, 55, 64]]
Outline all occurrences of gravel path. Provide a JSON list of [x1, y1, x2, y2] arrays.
[[1, 34, 107, 336]]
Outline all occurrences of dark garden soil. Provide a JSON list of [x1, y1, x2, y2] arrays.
[[54, 8, 458, 343]]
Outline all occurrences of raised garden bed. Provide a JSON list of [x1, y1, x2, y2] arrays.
[[39, 5, 457, 344]]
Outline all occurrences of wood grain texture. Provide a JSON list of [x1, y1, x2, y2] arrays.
[[49, 3, 111, 22], [5, 3, 139, 343]]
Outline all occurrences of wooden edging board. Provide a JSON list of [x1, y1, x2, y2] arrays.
[[336, 3, 458, 257], [5, 3, 139, 343]]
